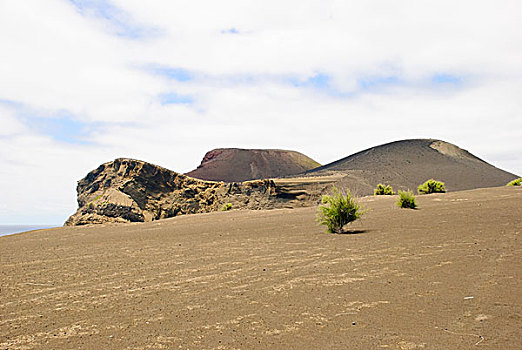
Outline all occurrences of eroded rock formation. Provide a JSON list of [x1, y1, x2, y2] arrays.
[[65, 158, 318, 226]]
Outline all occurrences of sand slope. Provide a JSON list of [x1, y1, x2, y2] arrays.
[[2, 186, 521, 349], [186, 148, 321, 182], [306, 139, 518, 195]]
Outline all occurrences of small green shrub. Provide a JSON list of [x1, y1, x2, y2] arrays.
[[316, 187, 365, 233], [506, 178, 521, 186], [221, 203, 232, 211], [418, 179, 446, 194], [397, 190, 417, 209], [374, 183, 394, 195]]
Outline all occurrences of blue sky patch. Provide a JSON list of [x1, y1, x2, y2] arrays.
[[289, 73, 330, 89], [147, 65, 194, 82], [306, 73, 331, 90], [68, 0, 159, 39], [221, 27, 239, 34], [289, 72, 407, 97], [159, 93, 194, 105], [431, 73, 463, 85], [30, 115, 93, 144], [357, 75, 401, 90], [288, 73, 348, 97], [0, 99, 93, 144]]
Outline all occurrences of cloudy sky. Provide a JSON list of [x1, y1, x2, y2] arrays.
[[1, 0, 521, 225]]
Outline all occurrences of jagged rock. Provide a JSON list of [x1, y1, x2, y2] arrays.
[[65, 158, 316, 226]]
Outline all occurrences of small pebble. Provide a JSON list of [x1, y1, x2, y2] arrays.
[[352, 322, 356, 326]]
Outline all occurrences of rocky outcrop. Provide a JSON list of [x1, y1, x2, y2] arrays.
[[65, 158, 320, 226], [186, 148, 321, 182]]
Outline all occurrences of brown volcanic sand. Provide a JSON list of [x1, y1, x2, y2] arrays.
[[1, 187, 521, 349], [186, 148, 321, 182], [307, 139, 518, 196]]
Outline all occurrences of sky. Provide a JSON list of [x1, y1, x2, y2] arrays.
[[1, 0, 521, 225]]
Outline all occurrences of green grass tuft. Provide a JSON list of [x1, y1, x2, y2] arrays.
[[418, 179, 446, 194], [397, 190, 417, 209], [374, 183, 394, 195], [506, 178, 521, 186], [316, 186, 366, 233], [221, 203, 232, 211]]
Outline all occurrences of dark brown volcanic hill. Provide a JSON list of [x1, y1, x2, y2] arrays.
[[306, 139, 518, 195], [186, 148, 321, 182]]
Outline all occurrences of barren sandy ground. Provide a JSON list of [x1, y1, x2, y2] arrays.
[[1, 187, 521, 349]]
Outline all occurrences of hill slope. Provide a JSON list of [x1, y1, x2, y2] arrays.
[[64, 139, 518, 225], [306, 139, 518, 195], [186, 148, 320, 182]]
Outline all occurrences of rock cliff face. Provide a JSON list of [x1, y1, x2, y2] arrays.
[[186, 148, 321, 182], [65, 158, 318, 226]]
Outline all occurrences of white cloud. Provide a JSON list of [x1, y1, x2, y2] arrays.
[[0, 0, 165, 122], [0, 0, 521, 224], [0, 105, 26, 136]]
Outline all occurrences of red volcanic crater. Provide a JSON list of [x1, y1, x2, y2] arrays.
[[186, 148, 321, 182]]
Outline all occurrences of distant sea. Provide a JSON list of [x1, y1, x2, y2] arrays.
[[0, 225, 58, 237]]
